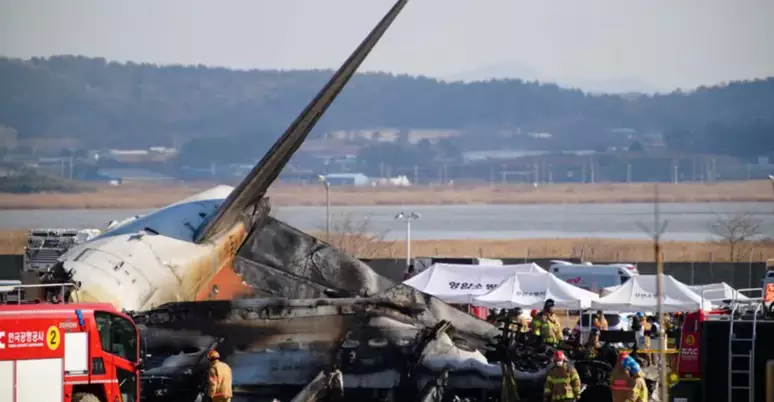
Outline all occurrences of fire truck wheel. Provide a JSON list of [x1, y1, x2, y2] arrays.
[[72, 393, 101, 402]]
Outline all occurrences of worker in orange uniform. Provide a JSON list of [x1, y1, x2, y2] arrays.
[[609, 353, 632, 402], [543, 350, 582, 402], [207, 350, 233, 402], [539, 299, 562, 347], [592, 310, 608, 330], [610, 356, 648, 402]]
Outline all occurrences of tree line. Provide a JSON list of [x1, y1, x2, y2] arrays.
[[0, 55, 772, 165]]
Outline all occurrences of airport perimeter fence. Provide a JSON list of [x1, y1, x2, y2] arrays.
[[0, 253, 766, 291], [362, 257, 769, 290]]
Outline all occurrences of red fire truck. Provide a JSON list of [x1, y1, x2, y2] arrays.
[[0, 285, 141, 402]]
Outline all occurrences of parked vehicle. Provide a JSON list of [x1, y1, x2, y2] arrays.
[[412, 257, 503, 273], [549, 261, 638, 291], [0, 284, 142, 402], [573, 312, 632, 343]]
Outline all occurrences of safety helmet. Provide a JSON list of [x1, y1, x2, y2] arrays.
[[544, 299, 555, 309], [207, 350, 220, 360], [635, 312, 644, 318], [553, 350, 566, 362], [618, 351, 629, 362], [623, 356, 641, 374], [590, 327, 600, 336], [530, 309, 538, 318]]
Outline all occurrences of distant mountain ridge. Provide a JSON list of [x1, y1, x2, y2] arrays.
[[444, 60, 666, 94], [0, 55, 772, 159]]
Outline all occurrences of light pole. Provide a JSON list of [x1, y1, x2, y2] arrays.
[[394, 212, 421, 269], [769, 175, 774, 195], [317, 175, 331, 243]]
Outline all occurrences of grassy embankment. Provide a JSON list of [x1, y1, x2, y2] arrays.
[[0, 180, 772, 209], [2, 228, 772, 262]]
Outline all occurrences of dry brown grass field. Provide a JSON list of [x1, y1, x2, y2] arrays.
[[3, 227, 771, 262], [0, 180, 772, 209]]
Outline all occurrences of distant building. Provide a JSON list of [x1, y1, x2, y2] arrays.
[[321, 173, 370, 186], [91, 168, 174, 184]]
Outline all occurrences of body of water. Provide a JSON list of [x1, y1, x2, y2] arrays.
[[1, 202, 772, 241]]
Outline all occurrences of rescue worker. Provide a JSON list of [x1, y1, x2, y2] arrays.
[[531, 308, 543, 336], [539, 299, 562, 347], [592, 310, 608, 330], [626, 361, 649, 402], [530, 309, 542, 335], [326, 363, 344, 402], [610, 354, 637, 402], [543, 350, 582, 402], [580, 327, 601, 359], [609, 352, 629, 387], [207, 350, 233, 402], [638, 313, 652, 365], [612, 357, 648, 402]]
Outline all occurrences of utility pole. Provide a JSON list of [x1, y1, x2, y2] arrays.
[[636, 185, 669, 402], [589, 157, 596, 183], [626, 163, 632, 183], [413, 165, 419, 185]]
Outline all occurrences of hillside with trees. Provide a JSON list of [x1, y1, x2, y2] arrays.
[[0, 55, 773, 164]]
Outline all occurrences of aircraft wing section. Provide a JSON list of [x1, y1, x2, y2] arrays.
[[195, 0, 409, 243], [232, 216, 499, 341]]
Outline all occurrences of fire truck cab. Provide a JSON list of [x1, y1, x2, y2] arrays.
[[0, 290, 141, 402]]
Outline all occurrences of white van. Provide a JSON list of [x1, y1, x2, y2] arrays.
[[549, 261, 638, 292], [412, 257, 503, 273]]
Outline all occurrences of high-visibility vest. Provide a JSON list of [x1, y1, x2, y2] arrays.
[[543, 364, 581, 401]]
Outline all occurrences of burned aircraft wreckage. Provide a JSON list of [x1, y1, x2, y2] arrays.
[[38, 1, 645, 400]]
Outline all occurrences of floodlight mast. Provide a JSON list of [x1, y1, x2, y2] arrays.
[[395, 212, 421, 269], [317, 175, 331, 242]]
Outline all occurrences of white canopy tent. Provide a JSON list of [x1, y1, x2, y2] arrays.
[[403, 263, 546, 304], [591, 274, 713, 313], [689, 283, 750, 302], [600, 285, 621, 297], [473, 272, 600, 309]]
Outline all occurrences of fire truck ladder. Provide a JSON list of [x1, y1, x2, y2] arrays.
[[727, 296, 762, 402]]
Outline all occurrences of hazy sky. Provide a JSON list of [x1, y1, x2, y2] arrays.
[[1, 0, 773, 91]]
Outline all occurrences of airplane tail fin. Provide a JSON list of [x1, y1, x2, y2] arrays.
[[195, 0, 409, 243]]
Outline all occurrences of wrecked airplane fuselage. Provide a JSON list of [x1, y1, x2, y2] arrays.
[[137, 327, 220, 402], [132, 295, 553, 401]]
